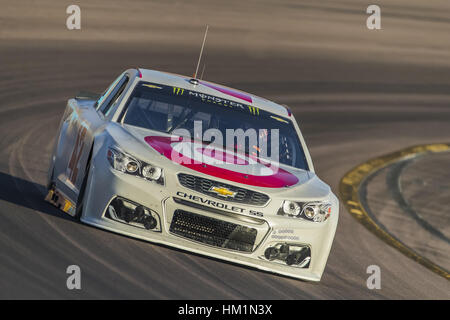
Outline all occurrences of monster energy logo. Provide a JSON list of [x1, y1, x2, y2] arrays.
[[144, 83, 267, 117], [173, 87, 185, 95], [188, 91, 245, 109], [248, 105, 260, 115]]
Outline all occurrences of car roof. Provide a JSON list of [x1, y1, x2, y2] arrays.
[[138, 68, 290, 117]]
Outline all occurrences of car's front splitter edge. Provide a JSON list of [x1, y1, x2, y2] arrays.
[[80, 215, 322, 282]]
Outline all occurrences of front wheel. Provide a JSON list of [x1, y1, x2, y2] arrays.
[[74, 156, 92, 221]]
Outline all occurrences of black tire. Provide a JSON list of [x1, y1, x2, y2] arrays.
[[75, 149, 93, 221], [46, 166, 55, 191]]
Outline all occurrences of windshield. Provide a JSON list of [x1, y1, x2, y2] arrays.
[[122, 81, 308, 170]]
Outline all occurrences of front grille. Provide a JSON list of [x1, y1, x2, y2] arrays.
[[170, 210, 257, 252], [178, 173, 269, 206]]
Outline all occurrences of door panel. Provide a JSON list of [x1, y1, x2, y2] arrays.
[[53, 100, 99, 202], [52, 72, 131, 203]]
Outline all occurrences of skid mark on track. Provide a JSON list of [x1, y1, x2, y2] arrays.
[[386, 160, 450, 244], [339, 143, 450, 280]]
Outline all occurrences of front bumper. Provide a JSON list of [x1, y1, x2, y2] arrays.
[[81, 157, 339, 282]]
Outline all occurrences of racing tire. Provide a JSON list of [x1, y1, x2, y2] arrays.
[[75, 150, 92, 221], [46, 165, 55, 191]]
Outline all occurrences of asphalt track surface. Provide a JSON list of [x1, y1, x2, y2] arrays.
[[364, 152, 450, 271], [1, 1, 450, 299]]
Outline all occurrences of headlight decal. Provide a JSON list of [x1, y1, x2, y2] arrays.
[[278, 200, 331, 222], [107, 147, 164, 185]]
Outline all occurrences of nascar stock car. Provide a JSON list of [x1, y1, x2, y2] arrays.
[[46, 68, 339, 281]]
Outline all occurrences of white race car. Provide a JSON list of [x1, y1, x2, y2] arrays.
[[46, 68, 338, 281]]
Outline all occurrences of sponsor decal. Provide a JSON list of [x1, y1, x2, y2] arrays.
[[143, 84, 162, 89], [176, 191, 264, 217], [137, 81, 289, 120], [145, 136, 299, 188], [270, 115, 289, 123], [271, 229, 300, 241], [173, 87, 185, 95], [248, 105, 260, 115], [188, 90, 245, 110]]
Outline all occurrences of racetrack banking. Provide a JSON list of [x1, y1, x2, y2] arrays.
[[339, 143, 450, 280]]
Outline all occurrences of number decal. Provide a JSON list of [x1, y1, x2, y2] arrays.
[[67, 126, 87, 185]]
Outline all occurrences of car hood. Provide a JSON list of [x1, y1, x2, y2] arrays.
[[124, 125, 328, 195]]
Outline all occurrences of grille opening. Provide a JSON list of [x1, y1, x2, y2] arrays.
[[178, 173, 269, 206], [170, 210, 257, 252]]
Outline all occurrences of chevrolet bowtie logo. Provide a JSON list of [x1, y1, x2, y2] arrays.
[[209, 186, 237, 198]]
